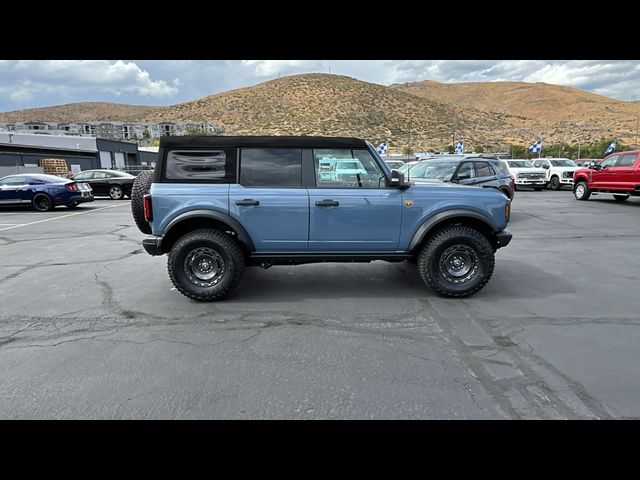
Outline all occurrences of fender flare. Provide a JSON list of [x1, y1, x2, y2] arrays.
[[408, 209, 499, 252], [163, 209, 255, 251]]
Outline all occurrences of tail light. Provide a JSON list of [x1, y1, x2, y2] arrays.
[[65, 183, 79, 192], [143, 194, 153, 222]]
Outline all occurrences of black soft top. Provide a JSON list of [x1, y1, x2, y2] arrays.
[[159, 135, 369, 149]]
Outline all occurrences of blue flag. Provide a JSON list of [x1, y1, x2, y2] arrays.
[[529, 140, 542, 153], [604, 142, 616, 155], [454, 140, 464, 154], [377, 142, 388, 155]]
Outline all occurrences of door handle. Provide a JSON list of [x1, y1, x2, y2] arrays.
[[235, 199, 259, 206], [315, 199, 339, 207]]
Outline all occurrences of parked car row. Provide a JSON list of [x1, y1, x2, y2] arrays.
[[0, 169, 136, 211]]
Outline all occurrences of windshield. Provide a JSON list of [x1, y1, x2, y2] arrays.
[[409, 161, 459, 180], [550, 159, 577, 167], [508, 160, 534, 168]]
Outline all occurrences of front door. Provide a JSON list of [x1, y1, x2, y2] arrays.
[[307, 148, 402, 252], [229, 148, 309, 252], [89, 171, 110, 195], [0, 176, 28, 205], [591, 154, 619, 189]]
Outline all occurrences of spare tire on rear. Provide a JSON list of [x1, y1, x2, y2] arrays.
[[131, 170, 154, 234]]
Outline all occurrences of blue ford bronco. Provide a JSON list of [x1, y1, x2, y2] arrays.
[[131, 136, 512, 301]]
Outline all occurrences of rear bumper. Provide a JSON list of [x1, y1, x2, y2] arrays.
[[495, 229, 512, 248], [61, 194, 94, 205], [142, 235, 164, 256]]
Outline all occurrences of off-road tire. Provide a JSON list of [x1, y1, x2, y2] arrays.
[[168, 228, 245, 302], [613, 194, 629, 202], [574, 181, 591, 201], [131, 170, 154, 234], [417, 225, 495, 298]]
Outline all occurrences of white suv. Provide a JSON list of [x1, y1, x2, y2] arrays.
[[505, 159, 548, 191], [532, 158, 579, 190]]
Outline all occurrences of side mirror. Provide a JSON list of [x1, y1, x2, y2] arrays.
[[456, 174, 471, 181], [542, 164, 550, 169], [389, 169, 409, 188]]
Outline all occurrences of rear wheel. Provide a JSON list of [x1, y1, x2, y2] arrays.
[[32, 193, 54, 212], [574, 181, 591, 201], [131, 170, 154, 234], [613, 194, 629, 202], [417, 225, 495, 298], [168, 228, 245, 302]]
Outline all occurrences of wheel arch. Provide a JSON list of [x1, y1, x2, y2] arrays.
[[409, 211, 499, 253], [161, 210, 255, 254]]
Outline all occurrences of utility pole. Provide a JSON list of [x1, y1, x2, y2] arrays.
[[636, 117, 639, 150]]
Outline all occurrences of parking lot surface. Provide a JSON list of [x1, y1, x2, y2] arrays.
[[1, 191, 639, 419]]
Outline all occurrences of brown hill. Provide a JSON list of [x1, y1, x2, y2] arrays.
[[140, 73, 511, 150], [392, 80, 640, 145], [0, 102, 161, 123]]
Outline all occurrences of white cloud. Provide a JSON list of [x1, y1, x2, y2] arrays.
[[242, 60, 314, 76]]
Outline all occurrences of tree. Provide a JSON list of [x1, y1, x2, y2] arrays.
[[143, 128, 150, 139], [185, 127, 208, 136], [474, 145, 485, 153], [402, 146, 415, 157]]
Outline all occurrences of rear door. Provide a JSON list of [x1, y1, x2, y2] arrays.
[[307, 148, 402, 252], [472, 161, 499, 186], [90, 171, 110, 195], [611, 153, 639, 190], [229, 148, 309, 252]]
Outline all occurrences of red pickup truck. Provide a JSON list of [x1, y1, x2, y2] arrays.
[[573, 150, 640, 202]]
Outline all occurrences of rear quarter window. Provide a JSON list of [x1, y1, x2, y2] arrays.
[[165, 149, 236, 182]]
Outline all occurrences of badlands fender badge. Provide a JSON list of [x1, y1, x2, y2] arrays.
[[404, 200, 414, 208]]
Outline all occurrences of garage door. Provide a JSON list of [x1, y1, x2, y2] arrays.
[[99, 151, 112, 169], [114, 152, 125, 169]]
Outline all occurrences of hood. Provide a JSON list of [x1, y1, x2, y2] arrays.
[[509, 167, 547, 174]]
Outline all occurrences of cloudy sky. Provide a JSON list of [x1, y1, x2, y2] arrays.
[[0, 60, 639, 112]]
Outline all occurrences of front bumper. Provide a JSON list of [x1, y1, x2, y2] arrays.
[[142, 235, 164, 256], [495, 229, 512, 248], [515, 179, 547, 185], [560, 177, 574, 184]]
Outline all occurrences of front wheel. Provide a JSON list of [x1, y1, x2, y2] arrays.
[[613, 194, 629, 202], [168, 228, 245, 302], [574, 181, 591, 201], [549, 176, 561, 190], [417, 225, 495, 298], [109, 185, 124, 200]]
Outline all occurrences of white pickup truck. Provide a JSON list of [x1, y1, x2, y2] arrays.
[[505, 159, 548, 191], [532, 158, 580, 190]]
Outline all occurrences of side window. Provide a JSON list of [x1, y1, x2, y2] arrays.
[[455, 162, 476, 179], [93, 171, 109, 179], [475, 162, 495, 177], [600, 155, 619, 168], [617, 153, 637, 167], [240, 148, 302, 187], [313, 148, 386, 188], [74, 172, 90, 180], [166, 150, 233, 182], [1, 176, 27, 185]]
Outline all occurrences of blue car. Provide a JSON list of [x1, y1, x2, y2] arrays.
[[0, 173, 94, 211]]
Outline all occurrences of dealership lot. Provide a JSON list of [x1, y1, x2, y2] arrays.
[[0, 192, 639, 419]]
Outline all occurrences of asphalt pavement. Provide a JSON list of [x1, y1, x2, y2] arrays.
[[0, 190, 639, 419]]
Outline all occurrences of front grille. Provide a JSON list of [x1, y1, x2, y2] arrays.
[[518, 172, 546, 179]]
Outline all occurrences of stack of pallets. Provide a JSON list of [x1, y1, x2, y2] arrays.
[[39, 158, 70, 177]]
